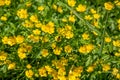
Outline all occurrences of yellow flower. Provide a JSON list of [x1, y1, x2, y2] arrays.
[[41, 22, 55, 34], [17, 9, 28, 19], [116, 73, 120, 79], [53, 47, 62, 55], [84, 15, 92, 20], [32, 29, 41, 35], [112, 68, 118, 75], [28, 34, 40, 42], [104, 2, 114, 10], [76, 4, 86, 12], [0, 0, 5, 6], [41, 49, 49, 57], [58, 76, 66, 80], [93, 20, 99, 27], [38, 6, 44, 11], [117, 19, 120, 24], [90, 9, 96, 14], [25, 69, 34, 78], [52, 4, 57, 10], [113, 40, 120, 47], [0, 51, 7, 61], [82, 33, 89, 40], [2, 36, 9, 44], [18, 47, 27, 54], [64, 45, 72, 53], [67, 0, 76, 7], [51, 42, 56, 49], [58, 6, 63, 13], [102, 64, 110, 72], [86, 66, 94, 72], [79, 44, 94, 54], [93, 14, 100, 19], [45, 65, 53, 74], [22, 20, 34, 28], [105, 37, 111, 43], [68, 66, 83, 80], [30, 15, 38, 23], [1, 16, 7, 21], [69, 15, 75, 22], [18, 52, 26, 59], [7, 36, 16, 46], [5, 0, 11, 5], [35, 22, 42, 28], [65, 25, 72, 31], [65, 31, 74, 39], [41, 36, 49, 43], [86, 44, 94, 53], [16, 35, 24, 44], [38, 67, 47, 77], [114, 52, 120, 57], [79, 46, 86, 54], [116, 1, 120, 6], [26, 64, 32, 69], [8, 62, 16, 70], [58, 67, 66, 76]]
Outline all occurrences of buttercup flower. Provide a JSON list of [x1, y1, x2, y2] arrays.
[[104, 2, 114, 10]]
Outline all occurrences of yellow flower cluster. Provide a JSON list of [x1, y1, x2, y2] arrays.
[[17, 9, 28, 19], [58, 25, 74, 39], [22, 20, 34, 28], [0, 0, 11, 6], [52, 43, 62, 55], [68, 66, 83, 80], [37, 57, 76, 80], [114, 0, 120, 6], [0, 0, 120, 79], [17, 43, 32, 59], [41, 22, 55, 34], [79, 44, 94, 54], [2, 35, 24, 46], [2, 36, 16, 46]]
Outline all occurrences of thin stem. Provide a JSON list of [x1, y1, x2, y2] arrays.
[[98, 11, 108, 57]]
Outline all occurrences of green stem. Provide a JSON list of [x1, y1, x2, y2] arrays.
[[98, 11, 108, 57]]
